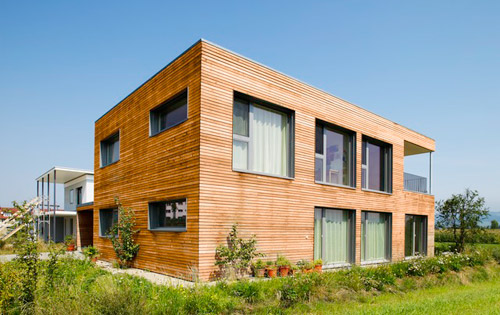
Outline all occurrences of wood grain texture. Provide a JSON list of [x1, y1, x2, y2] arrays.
[[92, 40, 435, 281]]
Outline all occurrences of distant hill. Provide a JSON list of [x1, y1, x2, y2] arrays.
[[481, 212, 500, 227]]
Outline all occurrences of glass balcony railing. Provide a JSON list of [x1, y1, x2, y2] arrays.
[[404, 172, 428, 194]]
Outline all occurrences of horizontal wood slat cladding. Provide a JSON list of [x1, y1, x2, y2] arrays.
[[93, 43, 202, 280], [93, 40, 435, 281], [197, 41, 434, 280]]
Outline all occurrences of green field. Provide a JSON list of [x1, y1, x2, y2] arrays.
[[292, 275, 500, 314]]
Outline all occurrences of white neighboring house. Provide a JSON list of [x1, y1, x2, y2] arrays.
[[35, 167, 93, 243]]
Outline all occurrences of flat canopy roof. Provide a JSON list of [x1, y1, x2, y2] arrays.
[[404, 141, 433, 156], [36, 166, 93, 184]]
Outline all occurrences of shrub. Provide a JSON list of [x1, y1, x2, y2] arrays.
[[109, 199, 140, 268], [230, 280, 262, 303], [83, 246, 100, 260], [435, 229, 500, 244], [215, 224, 263, 279]]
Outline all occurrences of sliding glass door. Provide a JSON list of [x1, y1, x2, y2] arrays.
[[405, 215, 428, 257], [361, 211, 392, 262], [314, 208, 355, 266]]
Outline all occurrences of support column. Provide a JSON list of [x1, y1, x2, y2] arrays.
[[47, 174, 50, 242], [53, 170, 56, 242], [429, 152, 433, 195]]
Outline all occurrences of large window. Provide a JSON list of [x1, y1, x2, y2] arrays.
[[150, 89, 188, 136], [361, 211, 392, 262], [315, 121, 355, 187], [405, 215, 427, 257], [99, 208, 118, 237], [232, 95, 293, 177], [362, 137, 392, 193], [100, 132, 120, 167], [314, 208, 355, 266], [149, 198, 187, 231]]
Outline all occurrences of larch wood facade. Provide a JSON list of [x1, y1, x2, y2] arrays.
[[90, 40, 435, 281]]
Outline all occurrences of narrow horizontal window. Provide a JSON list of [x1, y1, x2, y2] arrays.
[[232, 95, 294, 178], [315, 121, 355, 187], [149, 198, 187, 231], [361, 136, 392, 193], [100, 132, 120, 167], [150, 89, 188, 136], [99, 208, 118, 237]]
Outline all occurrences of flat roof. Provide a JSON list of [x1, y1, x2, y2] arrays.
[[96, 38, 434, 141], [36, 166, 93, 184]]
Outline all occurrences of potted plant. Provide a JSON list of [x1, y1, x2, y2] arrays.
[[83, 245, 100, 263], [266, 260, 277, 278], [290, 264, 299, 276], [297, 259, 313, 273], [313, 259, 323, 273], [252, 259, 266, 278], [276, 255, 291, 277], [65, 235, 75, 251]]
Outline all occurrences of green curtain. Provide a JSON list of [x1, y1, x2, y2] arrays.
[[362, 212, 387, 262], [314, 209, 322, 260], [323, 209, 349, 264]]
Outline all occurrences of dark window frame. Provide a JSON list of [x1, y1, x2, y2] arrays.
[[99, 208, 118, 237], [76, 187, 82, 205], [315, 119, 356, 188], [361, 210, 392, 263], [405, 214, 428, 257], [314, 207, 356, 267], [100, 131, 120, 167], [231, 91, 295, 179], [150, 89, 188, 136], [361, 136, 393, 193], [148, 198, 187, 232]]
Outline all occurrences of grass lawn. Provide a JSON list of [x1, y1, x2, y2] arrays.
[[436, 241, 500, 251], [292, 274, 500, 314]]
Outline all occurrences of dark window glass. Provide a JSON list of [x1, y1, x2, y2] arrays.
[[361, 137, 392, 192], [151, 90, 188, 135], [233, 99, 249, 136], [76, 187, 82, 205], [101, 133, 120, 167], [405, 215, 427, 257], [315, 122, 355, 187], [149, 199, 187, 231], [99, 208, 118, 237]]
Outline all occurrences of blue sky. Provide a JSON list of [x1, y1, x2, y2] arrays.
[[1, 1, 499, 212]]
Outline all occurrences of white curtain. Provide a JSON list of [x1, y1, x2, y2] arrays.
[[314, 209, 323, 261], [323, 210, 348, 264], [362, 213, 387, 261], [252, 105, 288, 176], [233, 140, 248, 170]]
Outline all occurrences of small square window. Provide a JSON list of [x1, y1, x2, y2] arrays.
[[100, 132, 120, 167], [99, 208, 118, 237], [149, 198, 187, 231], [150, 90, 188, 136]]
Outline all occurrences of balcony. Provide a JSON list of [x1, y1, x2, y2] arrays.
[[404, 141, 433, 195], [404, 172, 428, 194]]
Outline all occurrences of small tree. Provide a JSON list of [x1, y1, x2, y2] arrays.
[[491, 220, 499, 229], [109, 198, 140, 268], [12, 198, 40, 309], [215, 223, 263, 279], [436, 189, 489, 252]]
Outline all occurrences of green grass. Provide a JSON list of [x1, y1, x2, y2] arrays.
[[437, 241, 500, 250], [294, 275, 500, 314]]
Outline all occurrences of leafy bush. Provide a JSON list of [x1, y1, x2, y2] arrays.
[[276, 255, 291, 267], [83, 245, 100, 260], [109, 199, 140, 268], [215, 224, 263, 279]]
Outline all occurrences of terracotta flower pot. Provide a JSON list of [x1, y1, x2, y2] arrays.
[[279, 266, 290, 277], [255, 268, 266, 278], [314, 264, 323, 273], [304, 268, 313, 274], [91, 257, 98, 263], [267, 267, 278, 278], [67, 244, 75, 251]]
